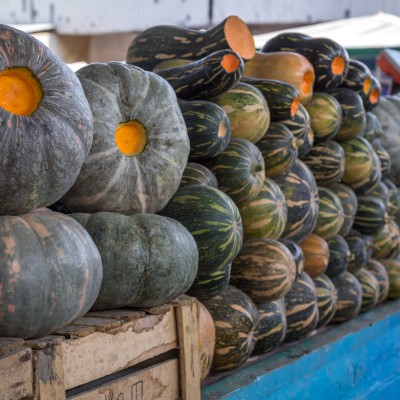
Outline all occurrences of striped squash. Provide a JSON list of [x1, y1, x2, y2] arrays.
[[339, 59, 372, 101], [197, 301, 215, 382], [252, 298, 287, 355], [353, 195, 388, 235], [383, 178, 400, 216], [365, 259, 390, 304], [380, 259, 400, 299], [354, 268, 380, 313], [188, 262, 231, 301], [284, 271, 319, 342], [373, 142, 391, 180], [329, 183, 358, 237], [325, 235, 350, 278], [313, 273, 337, 328], [300, 234, 330, 278], [179, 162, 218, 189], [328, 88, 366, 141], [370, 181, 390, 211], [231, 238, 296, 302], [204, 138, 265, 206], [371, 220, 400, 259], [305, 92, 342, 142], [302, 140, 345, 186], [203, 285, 259, 372], [256, 122, 299, 177], [313, 187, 345, 240], [364, 75, 381, 112], [360, 111, 383, 143], [158, 184, 243, 274], [272, 159, 320, 243], [345, 229, 369, 273], [279, 238, 305, 281], [238, 177, 287, 240], [210, 82, 270, 143], [178, 99, 231, 161], [331, 271, 362, 323]]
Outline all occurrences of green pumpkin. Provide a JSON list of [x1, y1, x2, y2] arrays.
[[325, 235, 350, 278], [371, 220, 400, 259], [345, 229, 369, 273], [179, 162, 218, 189], [380, 259, 400, 298], [313, 273, 337, 328], [0, 25, 93, 215], [354, 268, 380, 312], [71, 212, 198, 309], [365, 259, 389, 304], [279, 238, 305, 281], [0, 209, 102, 338], [62, 61, 189, 214], [339, 59, 372, 101]]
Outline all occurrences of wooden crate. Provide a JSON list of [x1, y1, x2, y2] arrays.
[[8, 295, 200, 400]]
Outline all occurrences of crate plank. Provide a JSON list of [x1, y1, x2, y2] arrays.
[[67, 358, 180, 400], [0, 346, 33, 400], [85, 309, 146, 322]]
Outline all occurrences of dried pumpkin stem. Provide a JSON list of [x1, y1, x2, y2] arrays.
[[0, 66, 43, 116], [115, 120, 148, 156]]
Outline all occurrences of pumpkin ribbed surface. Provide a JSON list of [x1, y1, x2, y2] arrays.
[[231, 238, 296, 303], [62, 61, 189, 214], [179, 162, 218, 189], [313, 273, 337, 328], [354, 268, 380, 313], [371, 220, 400, 259], [353, 195, 387, 235], [203, 285, 259, 372], [365, 259, 390, 304], [300, 234, 330, 278]]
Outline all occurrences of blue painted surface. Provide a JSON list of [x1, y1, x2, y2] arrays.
[[202, 300, 400, 400]]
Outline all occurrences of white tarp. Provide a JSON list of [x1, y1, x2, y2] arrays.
[[253, 12, 400, 50]]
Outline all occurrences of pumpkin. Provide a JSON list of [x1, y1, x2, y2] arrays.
[[354, 268, 379, 313], [325, 235, 351, 278], [365, 259, 390, 304], [371, 220, 400, 260], [383, 178, 400, 216], [0, 24, 93, 215], [243, 51, 315, 105], [179, 162, 218, 189], [70, 212, 198, 309], [345, 229, 369, 273], [353, 195, 388, 235], [203, 285, 259, 372], [61, 61, 189, 215], [300, 234, 330, 278], [279, 238, 305, 281], [126, 15, 255, 70], [339, 59, 372, 101], [364, 75, 381, 112], [313, 273, 337, 328], [0, 208, 102, 338], [380, 259, 400, 299], [197, 301, 216, 382]]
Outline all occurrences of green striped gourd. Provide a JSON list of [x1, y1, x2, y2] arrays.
[[178, 99, 231, 160], [359, 111, 383, 143], [272, 159, 320, 243], [156, 49, 244, 100], [313, 187, 345, 240], [325, 235, 350, 278], [313, 273, 337, 328], [210, 82, 270, 143], [340, 136, 381, 195], [281, 103, 314, 158], [256, 122, 299, 177], [365, 259, 390, 304], [328, 88, 366, 141], [373, 142, 391, 180], [364, 75, 381, 112], [179, 162, 218, 189], [231, 238, 296, 303], [241, 77, 300, 122], [329, 183, 358, 237], [203, 285, 259, 372], [345, 229, 369, 273], [371, 220, 400, 259], [353, 195, 388, 235], [188, 262, 231, 301], [252, 298, 287, 355], [158, 184, 243, 274], [383, 178, 400, 216], [279, 238, 305, 281], [303, 140, 345, 186], [284, 271, 319, 342], [204, 138, 265, 206], [331, 271, 362, 323], [152, 59, 191, 71], [354, 268, 380, 312], [380, 259, 400, 299], [305, 92, 342, 141], [238, 177, 287, 241], [370, 181, 390, 211], [339, 59, 372, 101]]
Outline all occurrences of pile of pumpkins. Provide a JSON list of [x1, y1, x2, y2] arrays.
[[1, 14, 400, 383]]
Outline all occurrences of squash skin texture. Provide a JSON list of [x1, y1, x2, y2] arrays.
[[62, 61, 189, 215], [0, 208, 102, 339], [70, 212, 198, 310], [0, 25, 93, 215]]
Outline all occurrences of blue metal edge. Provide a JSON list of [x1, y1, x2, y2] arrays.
[[202, 299, 400, 400]]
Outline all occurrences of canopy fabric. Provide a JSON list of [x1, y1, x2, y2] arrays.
[[253, 12, 400, 51]]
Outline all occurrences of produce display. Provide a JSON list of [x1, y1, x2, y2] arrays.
[[2, 13, 400, 387]]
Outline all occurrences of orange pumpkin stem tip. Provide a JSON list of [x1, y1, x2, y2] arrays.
[[224, 15, 255, 61], [291, 96, 300, 117], [301, 71, 314, 95], [0, 66, 43, 116], [369, 88, 380, 104], [363, 77, 372, 95], [331, 56, 346, 76], [221, 53, 241, 73], [115, 120, 148, 156]]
